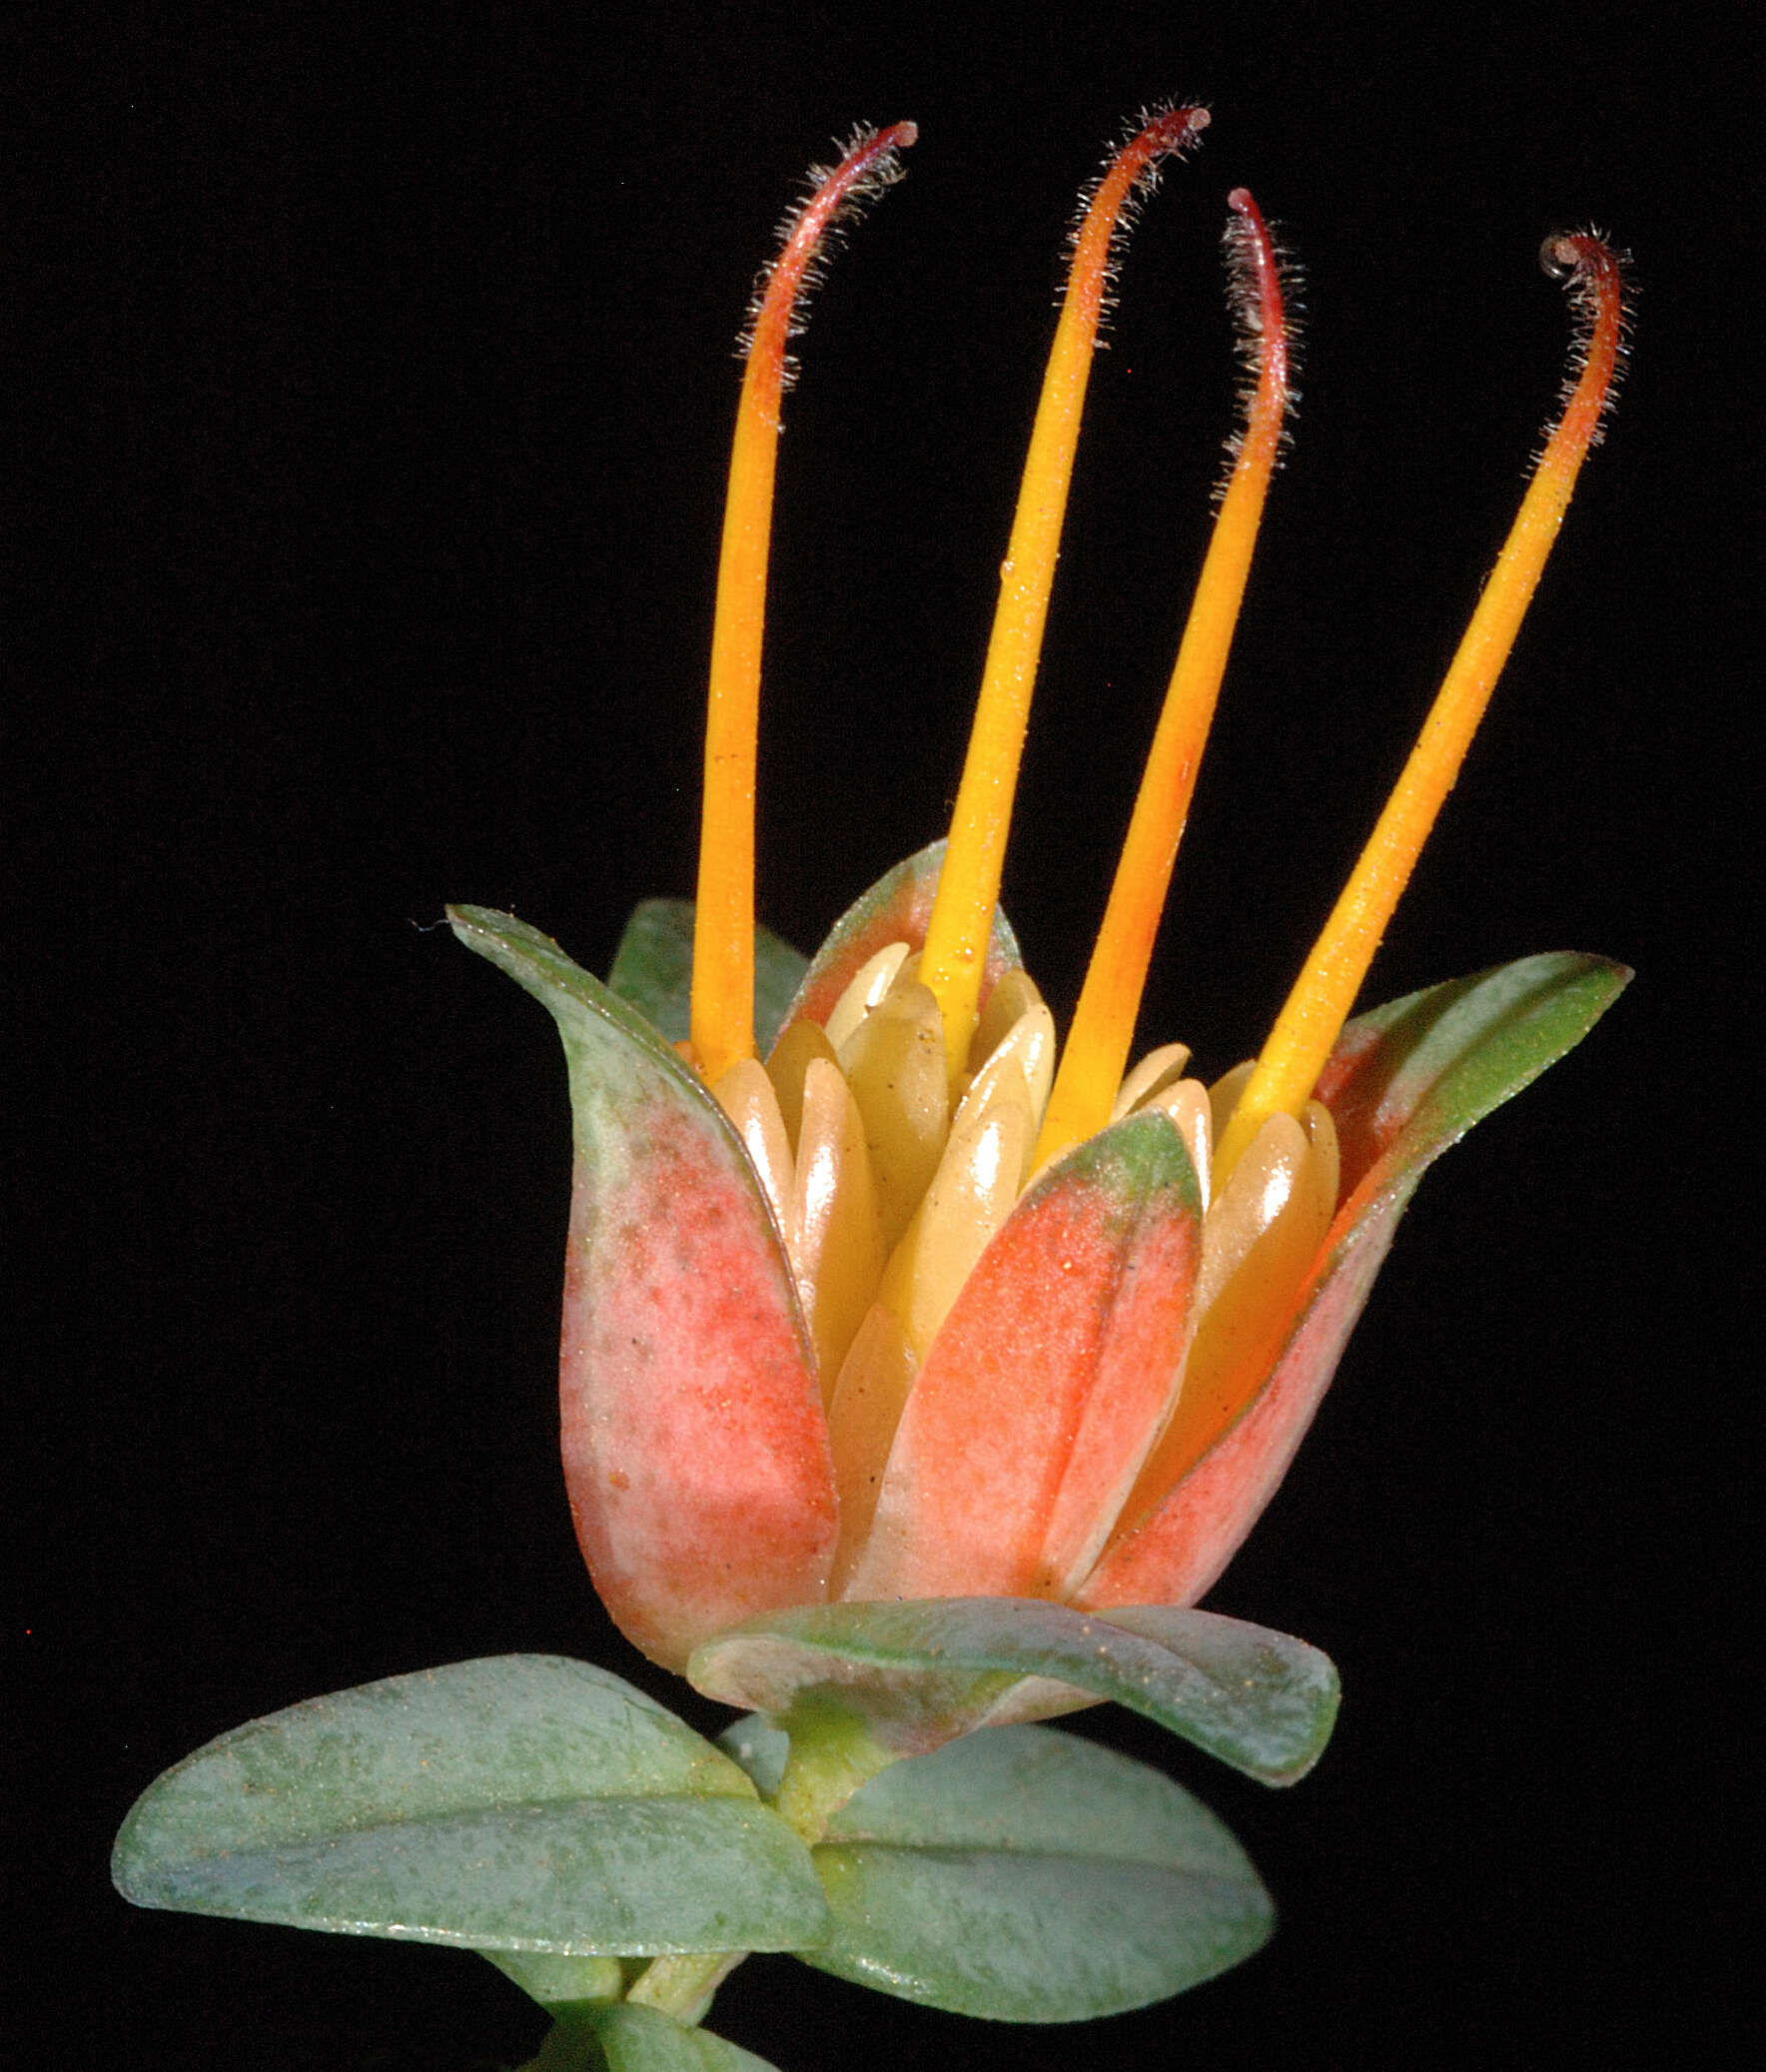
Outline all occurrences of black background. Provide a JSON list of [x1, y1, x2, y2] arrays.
[[18, 5, 1752, 2068]]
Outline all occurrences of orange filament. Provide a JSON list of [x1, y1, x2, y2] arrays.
[[1214, 231, 1625, 1185], [689, 123, 918, 1084], [1035, 188, 1292, 1170], [919, 106, 1211, 1084]]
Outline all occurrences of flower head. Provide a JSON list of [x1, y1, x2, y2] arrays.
[[451, 115, 1626, 1712]]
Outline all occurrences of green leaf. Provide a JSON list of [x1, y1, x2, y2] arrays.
[[607, 899, 808, 1053], [485, 1948, 625, 2011], [690, 1600, 1336, 1785], [802, 1724, 1271, 2020], [717, 1717, 792, 1800], [587, 2004, 784, 2072], [114, 1656, 830, 1955]]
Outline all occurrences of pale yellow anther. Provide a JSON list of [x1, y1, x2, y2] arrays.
[[1192, 1100, 1336, 1405], [826, 1301, 921, 1587], [880, 1073, 1035, 1365], [956, 1003, 1057, 1161], [1299, 1097, 1340, 1245], [836, 978, 951, 1252], [786, 1058, 886, 1399], [1111, 1042, 1193, 1122], [968, 968, 1047, 1078], [1207, 1060, 1256, 1149], [1196, 1109, 1312, 1318], [1117, 1100, 1339, 1533], [823, 942, 913, 1051], [711, 1058, 796, 1230], [764, 1016, 839, 1154]]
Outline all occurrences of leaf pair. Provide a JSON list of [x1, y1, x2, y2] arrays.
[[113, 1620, 1320, 2038], [724, 1712, 1271, 2022]]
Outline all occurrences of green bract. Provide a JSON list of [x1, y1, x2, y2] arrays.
[[691, 1598, 1337, 1783]]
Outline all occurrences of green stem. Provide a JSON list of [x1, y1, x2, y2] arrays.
[[618, 1704, 903, 2031], [623, 1947, 747, 2023], [770, 1697, 903, 1844]]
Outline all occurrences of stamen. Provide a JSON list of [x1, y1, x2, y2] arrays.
[[919, 106, 1211, 1084], [1034, 188, 1293, 1169], [1120, 1099, 1337, 1521], [689, 122, 918, 1085], [786, 1058, 884, 1397], [1111, 1042, 1192, 1121], [835, 977, 950, 1252], [823, 942, 912, 1050], [1213, 231, 1625, 1185]]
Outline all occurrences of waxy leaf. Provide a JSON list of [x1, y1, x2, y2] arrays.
[[690, 1599, 1336, 1783], [609, 898, 808, 1054], [451, 906, 836, 1670], [717, 1716, 793, 1798], [802, 1724, 1271, 2019], [485, 1948, 625, 2011], [588, 2004, 785, 2072], [113, 1656, 830, 1955]]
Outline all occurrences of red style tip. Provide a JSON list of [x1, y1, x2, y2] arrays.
[[1536, 230, 1627, 449]]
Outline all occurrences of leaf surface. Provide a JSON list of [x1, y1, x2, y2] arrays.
[[114, 1656, 830, 1955], [589, 2004, 785, 2072], [802, 1724, 1271, 2019]]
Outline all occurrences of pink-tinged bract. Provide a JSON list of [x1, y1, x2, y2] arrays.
[[1078, 952, 1627, 1609], [848, 1111, 1202, 1603], [450, 907, 837, 1671]]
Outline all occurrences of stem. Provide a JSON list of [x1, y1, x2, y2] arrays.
[[771, 1698, 904, 1843], [590, 1707, 903, 2034], [623, 1948, 748, 2024]]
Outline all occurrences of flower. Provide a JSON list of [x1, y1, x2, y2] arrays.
[[451, 114, 1626, 1703]]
